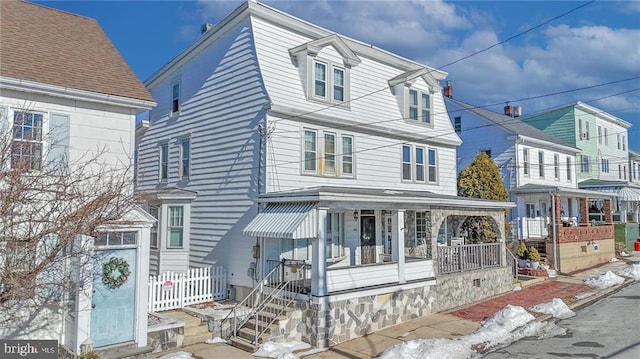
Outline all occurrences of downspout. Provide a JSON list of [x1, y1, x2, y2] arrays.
[[550, 191, 558, 271]]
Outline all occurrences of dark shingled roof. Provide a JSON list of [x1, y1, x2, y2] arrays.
[[0, 0, 153, 102], [446, 97, 576, 150]]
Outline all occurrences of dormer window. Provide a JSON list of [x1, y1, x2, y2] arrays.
[[312, 60, 347, 104], [406, 88, 432, 125], [289, 34, 361, 108]]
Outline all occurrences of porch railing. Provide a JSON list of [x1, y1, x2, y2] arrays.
[[437, 243, 502, 274]]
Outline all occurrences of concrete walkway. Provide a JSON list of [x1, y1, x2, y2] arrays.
[[154, 253, 639, 359]]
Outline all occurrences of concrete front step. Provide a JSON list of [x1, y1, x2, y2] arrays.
[[160, 310, 202, 328], [184, 324, 210, 337], [244, 318, 275, 334], [230, 336, 256, 352], [237, 326, 269, 344]]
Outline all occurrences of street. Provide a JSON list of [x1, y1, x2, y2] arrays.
[[484, 280, 640, 359]]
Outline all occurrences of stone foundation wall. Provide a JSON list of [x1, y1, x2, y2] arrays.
[[434, 267, 513, 312], [147, 326, 184, 353], [299, 285, 437, 348]]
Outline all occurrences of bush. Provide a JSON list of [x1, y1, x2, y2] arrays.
[[515, 242, 528, 259], [528, 246, 541, 262], [76, 351, 101, 359]]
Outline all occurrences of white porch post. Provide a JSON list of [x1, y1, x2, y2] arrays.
[[76, 235, 94, 354], [311, 208, 328, 297], [395, 209, 405, 284]]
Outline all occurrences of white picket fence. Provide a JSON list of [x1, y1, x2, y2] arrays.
[[148, 266, 227, 312]]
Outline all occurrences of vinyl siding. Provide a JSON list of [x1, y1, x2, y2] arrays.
[[137, 19, 269, 287], [522, 107, 577, 145]]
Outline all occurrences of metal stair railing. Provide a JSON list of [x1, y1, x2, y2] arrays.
[[220, 261, 283, 339], [252, 261, 309, 345], [506, 247, 519, 281]]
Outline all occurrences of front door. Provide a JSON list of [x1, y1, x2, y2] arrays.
[[91, 248, 136, 348], [360, 212, 376, 264]]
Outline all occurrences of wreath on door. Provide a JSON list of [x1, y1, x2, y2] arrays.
[[102, 257, 131, 289]]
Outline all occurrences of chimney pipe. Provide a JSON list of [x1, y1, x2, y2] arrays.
[[443, 80, 453, 98], [504, 101, 512, 117], [201, 23, 213, 35]]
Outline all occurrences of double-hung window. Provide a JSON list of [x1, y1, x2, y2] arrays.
[[303, 129, 354, 177], [312, 60, 347, 104], [12, 111, 44, 171], [402, 144, 437, 183], [525, 204, 536, 219], [324, 133, 336, 175], [454, 117, 462, 133], [407, 88, 432, 124], [171, 80, 181, 116], [566, 157, 572, 181], [538, 151, 545, 178], [304, 130, 317, 173], [415, 147, 425, 182], [180, 138, 190, 179], [168, 206, 184, 248], [598, 126, 602, 144], [617, 134, 621, 149], [622, 135, 626, 151], [342, 136, 353, 176], [601, 159, 609, 173], [604, 128, 608, 145], [402, 145, 412, 180], [581, 155, 590, 173], [159, 143, 168, 181], [523, 148, 529, 176], [554, 154, 560, 180]]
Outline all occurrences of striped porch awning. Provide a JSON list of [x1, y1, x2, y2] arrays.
[[589, 187, 640, 202], [243, 202, 317, 239]]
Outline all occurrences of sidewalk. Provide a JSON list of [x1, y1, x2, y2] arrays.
[[161, 253, 640, 359]]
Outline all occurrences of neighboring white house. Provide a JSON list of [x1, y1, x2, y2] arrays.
[[136, 0, 514, 348], [444, 95, 612, 240], [0, 0, 155, 354]]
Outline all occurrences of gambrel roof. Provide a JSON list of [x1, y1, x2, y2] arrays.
[[0, 0, 153, 102]]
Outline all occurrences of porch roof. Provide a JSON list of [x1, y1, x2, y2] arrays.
[[512, 184, 613, 199], [243, 202, 317, 239], [255, 186, 515, 210], [580, 186, 640, 202]]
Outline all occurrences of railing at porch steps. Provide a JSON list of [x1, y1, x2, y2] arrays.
[[506, 247, 519, 281], [220, 260, 308, 344]]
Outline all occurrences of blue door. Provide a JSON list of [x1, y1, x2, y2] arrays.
[[91, 248, 136, 347]]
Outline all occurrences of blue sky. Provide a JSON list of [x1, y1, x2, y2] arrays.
[[38, 0, 640, 150]]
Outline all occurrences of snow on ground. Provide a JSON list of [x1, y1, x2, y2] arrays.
[[529, 298, 575, 319], [584, 271, 625, 289], [158, 351, 193, 359], [616, 263, 640, 280], [253, 341, 311, 359], [206, 336, 228, 344], [575, 290, 597, 300], [379, 305, 565, 359]]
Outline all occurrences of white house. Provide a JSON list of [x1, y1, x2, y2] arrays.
[[443, 95, 613, 242], [136, 0, 514, 348], [0, 0, 155, 355]]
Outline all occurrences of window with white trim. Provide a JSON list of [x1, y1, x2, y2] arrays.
[[11, 111, 44, 171], [402, 144, 437, 183], [149, 206, 159, 249], [95, 231, 137, 246], [581, 155, 590, 173], [617, 134, 621, 149], [326, 212, 344, 259], [598, 126, 602, 144], [324, 133, 336, 175], [523, 148, 529, 176], [554, 154, 560, 180], [454, 116, 462, 133], [525, 203, 536, 219], [623, 165, 627, 180], [604, 128, 608, 145], [538, 151, 545, 178], [601, 159, 609, 173], [180, 138, 190, 179], [312, 60, 347, 105], [171, 80, 181, 116], [303, 128, 355, 177], [159, 143, 168, 181], [566, 156, 572, 181], [618, 164, 622, 179], [168, 206, 184, 248], [406, 88, 432, 124], [622, 135, 626, 151]]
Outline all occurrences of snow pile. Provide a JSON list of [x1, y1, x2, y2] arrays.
[[253, 341, 311, 359], [529, 298, 575, 319], [158, 351, 193, 359], [206, 336, 228, 344], [616, 263, 640, 280], [575, 291, 597, 300], [584, 271, 625, 289], [619, 251, 630, 257], [609, 257, 619, 262], [380, 305, 538, 359]]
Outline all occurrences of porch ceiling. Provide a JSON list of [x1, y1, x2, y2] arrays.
[[243, 202, 317, 239], [255, 186, 515, 210]]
